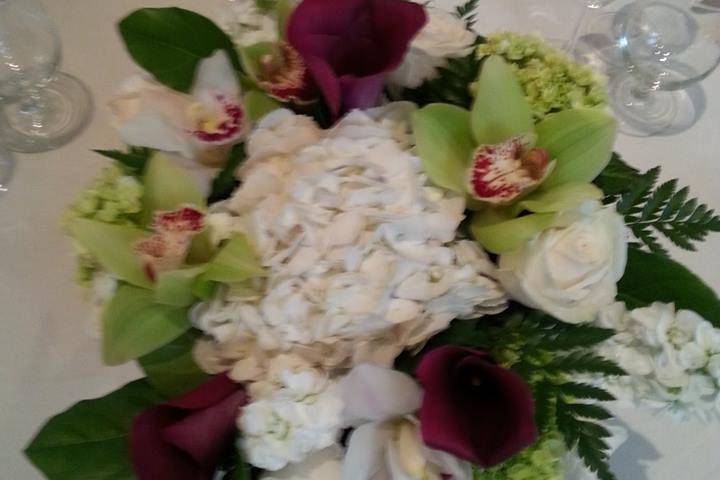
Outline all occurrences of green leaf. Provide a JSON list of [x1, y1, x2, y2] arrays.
[[470, 55, 534, 145], [412, 103, 475, 194], [618, 247, 720, 326], [537, 109, 616, 189], [471, 211, 556, 253], [68, 219, 151, 289], [519, 182, 603, 213], [545, 352, 625, 376], [102, 285, 190, 365], [244, 90, 282, 122], [155, 266, 207, 307], [138, 331, 209, 398], [556, 382, 616, 402], [202, 234, 266, 283], [118, 8, 241, 93], [275, 0, 294, 38], [25, 379, 163, 480], [94, 147, 153, 177], [208, 144, 246, 205], [142, 152, 205, 224], [593, 152, 642, 198]]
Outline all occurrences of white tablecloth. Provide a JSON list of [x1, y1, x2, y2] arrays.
[[1, 0, 718, 478]]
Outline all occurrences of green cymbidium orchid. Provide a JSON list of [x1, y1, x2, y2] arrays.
[[412, 55, 616, 254]]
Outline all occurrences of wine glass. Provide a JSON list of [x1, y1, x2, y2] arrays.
[[0, 145, 13, 196], [567, 0, 616, 56], [0, 0, 91, 153], [609, 0, 720, 136]]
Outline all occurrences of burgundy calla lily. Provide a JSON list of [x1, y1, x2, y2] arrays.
[[129, 374, 247, 480], [416, 346, 538, 468], [286, 0, 426, 119]]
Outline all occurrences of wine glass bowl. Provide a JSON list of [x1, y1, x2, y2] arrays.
[[608, 0, 720, 136], [0, 0, 91, 154]]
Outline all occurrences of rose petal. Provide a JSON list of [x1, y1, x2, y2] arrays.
[[416, 347, 537, 468], [340, 364, 422, 425]]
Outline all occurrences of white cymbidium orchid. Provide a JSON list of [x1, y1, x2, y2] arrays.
[[110, 50, 245, 164], [339, 364, 472, 480]]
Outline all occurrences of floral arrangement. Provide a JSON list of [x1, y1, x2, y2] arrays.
[[25, 1, 720, 480]]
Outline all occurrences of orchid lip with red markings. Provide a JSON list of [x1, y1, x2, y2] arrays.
[[257, 42, 314, 103], [467, 134, 550, 205], [135, 206, 205, 282], [190, 94, 244, 144]]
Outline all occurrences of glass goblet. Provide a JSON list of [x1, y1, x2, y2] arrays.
[[609, 0, 720, 136], [0, 0, 92, 153]]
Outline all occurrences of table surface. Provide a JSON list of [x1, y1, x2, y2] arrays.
[[1, 0, 718, 478]]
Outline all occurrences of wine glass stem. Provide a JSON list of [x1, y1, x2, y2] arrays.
[[567, 6, 590, 53], [17, 88, 46, 132]]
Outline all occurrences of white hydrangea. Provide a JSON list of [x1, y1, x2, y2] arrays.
[[239, 363, 343, 471], [596, 302, 720, 421], [193, 108, 507, 368], [220, 0, 279, 46], [389, 7, 477, 88]]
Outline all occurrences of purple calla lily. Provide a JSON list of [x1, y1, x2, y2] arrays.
[[416, 346, 538, 468], [129, 374, 247, 480], [287, 0, 426, 119]]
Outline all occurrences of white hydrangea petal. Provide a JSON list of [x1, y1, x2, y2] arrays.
[[678, 342, 708, 370]]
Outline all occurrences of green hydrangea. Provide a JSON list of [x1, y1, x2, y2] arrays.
[[474, 432, 566, 480], [62, 165, 143, 228], [477, 33, 607, 120]]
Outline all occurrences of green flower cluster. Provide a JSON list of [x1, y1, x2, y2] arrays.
[[474, 432, 565, 480], [477, 33, 606, 120], [62, 165, 143, 227]]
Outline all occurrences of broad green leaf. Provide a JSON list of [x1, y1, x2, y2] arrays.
[[202, 235, 266, 283], [103, 285, 190, 365], [24, 379, 163, 480], [244, 90, 282, 122], [519, 183, 603, 213], [141, 152, 205, 224], [155, 266, 207, 307], [119, 8, 242, 93], [537, 109, 617, 189], [412, 103, 475, 194], [68, 219, 151, 289], [138, 331, 209, 398], [618, 247, 720, 327], [471, 211, 556, 253], [470, 55, 534, 145], [193, 277, 219, 300]]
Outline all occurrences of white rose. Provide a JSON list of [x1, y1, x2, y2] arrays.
[[389, 7, 476, 88], [497, 201, 628, 324]]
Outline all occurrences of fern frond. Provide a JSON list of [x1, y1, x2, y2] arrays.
[[455, 0, 480, 28], [555, 382, 616, 402], [544, 352, 625, 376]]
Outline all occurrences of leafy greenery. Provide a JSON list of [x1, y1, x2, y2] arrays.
[[208, 144, 246, 204], [455, 0, 480, 29], [619, 247, 720, 327], [397, 305, 622, 479], [139, 330, 209, 398], [400, 50, 482, 109], [94, 147, 153, 177], [595, 154, 720, 256], [102, 285, 190, 365], [119, 8, 243, 93], [25, 379, 163, 480]]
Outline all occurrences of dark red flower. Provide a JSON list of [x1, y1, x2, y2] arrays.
[[129, 375, 247, 480], [287, 0, 426, 119], [416, 346, 538, 468]]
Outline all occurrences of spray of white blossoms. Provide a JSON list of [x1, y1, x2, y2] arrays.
[[193, 106, 507, 370], [597, 302, 720, 421]]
